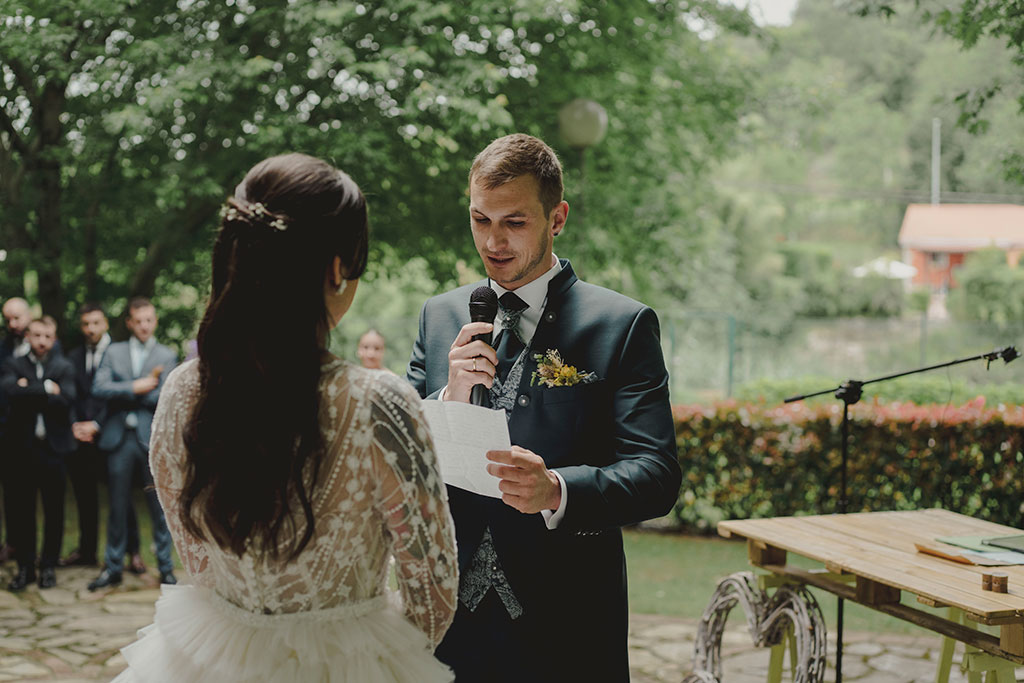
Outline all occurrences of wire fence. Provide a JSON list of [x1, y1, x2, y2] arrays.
[[661, 312, 1024, 404], [330, 310, 1024, 406]]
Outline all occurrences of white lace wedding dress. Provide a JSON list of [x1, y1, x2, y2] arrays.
[[112, 358, 458, 682]]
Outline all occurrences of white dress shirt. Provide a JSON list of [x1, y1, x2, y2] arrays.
[[29, 352, 58, 439], [86, 333, 111, 375], [126, 336, 156, 429]]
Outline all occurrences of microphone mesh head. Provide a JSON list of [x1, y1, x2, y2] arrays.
[[469, 286, 498, 322], [470, 286, 498, 306]]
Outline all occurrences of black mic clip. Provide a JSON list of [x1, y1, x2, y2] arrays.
[[834, 380, 863, 405], [984, 346, 1019, 369]]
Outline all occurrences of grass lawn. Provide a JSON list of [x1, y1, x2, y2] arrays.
[[624, 528, 942, 635]]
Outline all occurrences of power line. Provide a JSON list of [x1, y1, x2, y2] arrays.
[[716, 180, 1024, 204]]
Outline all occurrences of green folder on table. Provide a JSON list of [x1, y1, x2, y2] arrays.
[[935, 536, 993, 552], [932, 535, 1024, 565]]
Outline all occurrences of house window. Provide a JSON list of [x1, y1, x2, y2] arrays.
[[929, 252, 949, 268]]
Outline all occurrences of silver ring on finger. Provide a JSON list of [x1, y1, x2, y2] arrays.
[[473, 358, 477, 372]]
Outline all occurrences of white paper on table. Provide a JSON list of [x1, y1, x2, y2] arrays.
[[421, 401, 508, 498]]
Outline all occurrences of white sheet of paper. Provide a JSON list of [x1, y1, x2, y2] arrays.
[[421, 400, 509, 498]]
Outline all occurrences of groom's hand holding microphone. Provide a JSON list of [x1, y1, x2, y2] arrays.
[[444, 286, 498, 404], [444, 323, 496, 403]]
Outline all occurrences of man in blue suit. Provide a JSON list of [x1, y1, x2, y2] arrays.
[[88, 298, 178, 590], [407, 134, 681, 681]]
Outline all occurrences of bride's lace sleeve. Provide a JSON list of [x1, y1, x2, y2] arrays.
[[149, 361, 210, 581], [368, 374, 458, 647]]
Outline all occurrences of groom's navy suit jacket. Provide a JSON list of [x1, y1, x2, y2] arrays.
[[408, 260, 681, 680]]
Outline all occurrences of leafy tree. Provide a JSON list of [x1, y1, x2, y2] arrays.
[[2, 0, 757, 341], [947, 248, 1024, 328], [848, 0, 1024, 184]]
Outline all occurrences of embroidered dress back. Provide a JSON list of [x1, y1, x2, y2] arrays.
[[112, 358, 458, 683]]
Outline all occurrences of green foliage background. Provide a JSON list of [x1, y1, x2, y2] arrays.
[[673, 400, 1024, 532]]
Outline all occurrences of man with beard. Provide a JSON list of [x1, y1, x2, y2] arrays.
[[0, 317, 76, 590], [61, 303, 144, 570]]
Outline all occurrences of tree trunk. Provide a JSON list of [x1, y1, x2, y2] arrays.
[[35, 82, 66, 321], [129, 201, 217, 298], [83, 201, 99, 302]]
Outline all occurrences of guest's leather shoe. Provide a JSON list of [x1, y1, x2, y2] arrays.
[[87, 568, 122, 591], [8, 566, 35, 592], [127, 553, 147, 575], [37, 567, 57, 589], [59, 549, 98, 567], [159, 571, 177, 585]]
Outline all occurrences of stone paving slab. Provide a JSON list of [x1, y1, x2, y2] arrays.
[[1, 564, 1023, 681]]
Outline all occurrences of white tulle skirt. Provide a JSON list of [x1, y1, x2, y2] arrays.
[[111, 584, 453, 683]]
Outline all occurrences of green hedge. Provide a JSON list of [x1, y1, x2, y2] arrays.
[[672, 399, 1024, 532]]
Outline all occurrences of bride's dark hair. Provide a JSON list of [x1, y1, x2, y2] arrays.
[[182, 153, 368, 561]]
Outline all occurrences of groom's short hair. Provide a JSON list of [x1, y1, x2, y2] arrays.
[[469, 134, 563, 216]]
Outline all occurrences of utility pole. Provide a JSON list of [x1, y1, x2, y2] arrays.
[[931, 117, 941, 205]]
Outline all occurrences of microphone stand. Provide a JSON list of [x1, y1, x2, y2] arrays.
[[783, 345, 1019, 683]]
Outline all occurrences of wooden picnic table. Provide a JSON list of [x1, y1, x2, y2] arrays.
[[718, 509, 1024, 670]]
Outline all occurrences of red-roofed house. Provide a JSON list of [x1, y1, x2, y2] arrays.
[[898, 204, 1024, 290]]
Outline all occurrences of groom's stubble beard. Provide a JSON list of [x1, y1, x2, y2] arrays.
[[499, 219, 554, 288]]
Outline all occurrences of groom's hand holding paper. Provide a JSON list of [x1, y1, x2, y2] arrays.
[[486, 447, 561, 514], [420, 400, 507, 498]]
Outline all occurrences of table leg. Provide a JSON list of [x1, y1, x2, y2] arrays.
[[935, 607, 962, 683], [767, 625, 797, 683], [768, 637, 786, 683], [966, 647, 985, 683], [962, 651, 1020, 683]]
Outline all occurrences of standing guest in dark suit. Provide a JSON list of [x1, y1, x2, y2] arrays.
[[0, 316, 76, 590], [407, 134, 681, 682], [88, 298, 178, 590], [61, 303, 144, 570], [0, 297, 36, 564]]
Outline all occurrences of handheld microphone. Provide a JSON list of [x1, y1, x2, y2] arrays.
[[469, 286, 498, 407]]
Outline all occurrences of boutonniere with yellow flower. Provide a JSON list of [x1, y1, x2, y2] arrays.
[[530, 349, 596, 388]]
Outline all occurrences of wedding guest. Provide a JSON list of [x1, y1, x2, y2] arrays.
[[357, 328, 387, 370], [1, 298, 62, 359], [0, 316, 76, 590], [0, 298, 60, 565], [408, 134, 680, 682], [61, 303, 144, 570], [88, 298, 178, 590], [112, 153, 456, 682]]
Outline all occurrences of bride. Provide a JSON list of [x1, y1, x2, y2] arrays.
[[113, 153, 458, 682]]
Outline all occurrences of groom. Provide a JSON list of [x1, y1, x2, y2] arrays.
[[407, 134, 681, 681]]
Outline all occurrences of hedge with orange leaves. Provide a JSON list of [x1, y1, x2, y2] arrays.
[[672, 398, 1024, 532]]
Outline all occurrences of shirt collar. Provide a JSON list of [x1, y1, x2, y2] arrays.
[[489, 254, 562, 311], [129, 335, 156, 353], [91, 333, 111, 353]]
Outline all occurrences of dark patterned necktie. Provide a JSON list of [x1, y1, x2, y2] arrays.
[[495, 292, 529, 381]]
